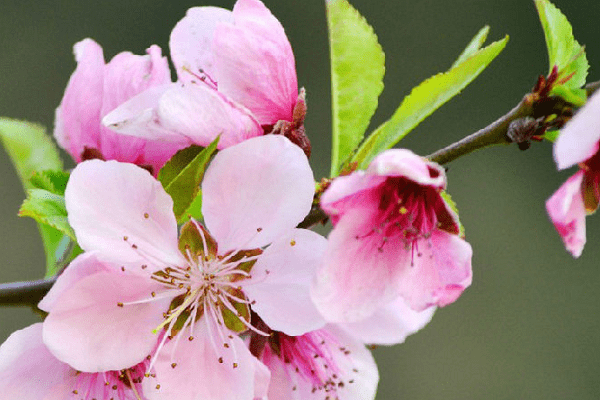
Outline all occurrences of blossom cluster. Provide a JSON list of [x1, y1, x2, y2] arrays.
[[2, 0, 488, 399]]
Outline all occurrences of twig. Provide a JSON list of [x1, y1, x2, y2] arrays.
[[0, 277, 56, 307]]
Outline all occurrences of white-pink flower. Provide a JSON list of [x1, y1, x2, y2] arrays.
[[547, 90, 600, 258], [254, 325, 379, 400], [54, 38, 184, 176], [311, 149, 473, 322], [102, 0, 309, 155], [0, 323, 154, 400], [41, 135, 325, 400]]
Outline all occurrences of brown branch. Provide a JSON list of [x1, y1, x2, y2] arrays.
[[0, 277, 56, 307]]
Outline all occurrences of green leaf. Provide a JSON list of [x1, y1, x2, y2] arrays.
[[158, 138, 219, 222], [535, 0, 588, 104], [0, 118, 70, 276], [352, 34, 509, 169], [543, 129, 560, 142], [19, 189, 75, 241], [30, 170, 70, 196], [451, 26, 490, 68], [327, 0, 385, 176]]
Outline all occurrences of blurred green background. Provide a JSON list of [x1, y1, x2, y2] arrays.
[[2, 0, 600, 398]]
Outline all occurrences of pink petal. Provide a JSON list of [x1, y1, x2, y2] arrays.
[[38, 252, 108, 312], [311, 207, 404, 322], [103, 83, 262, 149], [202, 135, 314, 251], [169, 6, 233, 83], [261, 325, 378, 400], [213, 0, 298, 125], [0, 324, 74, 399], [157, 84, 263, 148], [320, 172, 386, 225], [546, 171, 586, 258], [43, 271, 170, 372], [555, 91, 600, 170], [396, 231, 473, 311], [368, 149, 447, 189], [339, 297, 436, 345], [54, 38, 104, 161], [144, 318, 270, 400], [244, 229, 327, 336], [65, 160, 184, 268]]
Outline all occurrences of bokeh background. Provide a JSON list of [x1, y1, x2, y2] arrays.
[[2, 0, 600, 398]]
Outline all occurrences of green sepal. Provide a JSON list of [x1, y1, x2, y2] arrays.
[[327, 0, 385, 176], [158, 137, 219, 223], [352, 33, 509, 169], [441, 191, 465, 238], [534, 0, 588, 105]]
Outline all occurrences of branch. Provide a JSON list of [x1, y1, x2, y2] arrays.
[[427, 95, 534, 165], [0, 277, 56, 307]]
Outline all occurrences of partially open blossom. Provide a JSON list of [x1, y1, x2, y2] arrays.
[[102, 0, 310, 156], [0, 323, 154, 400], [41, 135, 324, 400], [547, 91, 600, 258], [54, 38, 184, 175], [253, 324, 379, 400], [312, 149, 473, 322]]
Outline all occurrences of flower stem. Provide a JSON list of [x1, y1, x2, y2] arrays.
[[426, 95, 534, 165], [0, 277, 56, 308]]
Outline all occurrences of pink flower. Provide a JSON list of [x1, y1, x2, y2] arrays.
[[311, 149, 473, 322], [0, 323, 154, 400], [546, 91, 600, 258], [54, 38, 184, 176], [102, 0, 309, 156], [41, 135, 325, 400], [253, 325, 379, 400]]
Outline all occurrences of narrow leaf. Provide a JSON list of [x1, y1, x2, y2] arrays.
[[352, 34, 509, 169], [0, 118, 70, 275], [19, 189, 75, 241], [535, 0, 588, 105], [327, 0, 385, 175], [159, 138, 219, 222], [451, 26, 490, 68]]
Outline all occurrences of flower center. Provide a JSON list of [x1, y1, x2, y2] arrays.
[[265, 330, 358, 395]]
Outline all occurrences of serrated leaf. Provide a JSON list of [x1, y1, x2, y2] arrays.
[[451, 26, 490, 68], [30, 170, 70, 196], [158, 138, 219, 222], [352, 34, 509, 169], [0, 118, 70, 275], [327, 0, 385, 176], [535, 0, 588, 103], [19, 189, 75, 241]]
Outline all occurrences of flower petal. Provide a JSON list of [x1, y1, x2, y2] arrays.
[[54, 38, 104, 162], [169, 6, 233, 83], [546, 171, 586, 258], [144, 318, 270, 400], [38, 252, 108, 312], [368, 149, 446, 189], [43, 271, 170, 372], [245, 229, 327, 336], [554, 90, 600, 170], [65, 159, 184, 268], [202, 135, 314, 251], [396, 231, 473, 311], [339, 297, 436, 345], [0, 324, 74, 400], [157, 84, 263, 148], [212, 0, 297, 125], [311, 207, 404, 322]]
